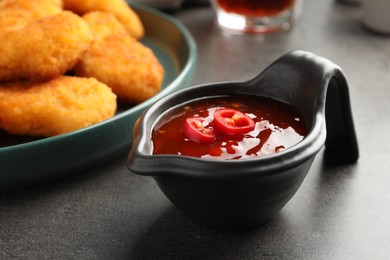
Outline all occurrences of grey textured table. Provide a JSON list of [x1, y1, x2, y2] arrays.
[[1, 0, 390, 259]]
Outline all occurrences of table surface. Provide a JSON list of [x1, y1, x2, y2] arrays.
[[1, 1, 390, 259]]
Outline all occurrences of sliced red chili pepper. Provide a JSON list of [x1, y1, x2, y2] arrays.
[[183, 117, 217, 144], [213, 108, 255, 135]]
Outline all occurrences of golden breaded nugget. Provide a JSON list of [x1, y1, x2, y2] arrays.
[[62, 0, 144, 39], [0, 11, 93, 82], [73, 34, 164, 104], [0, 76, 117, 137], [0, 0, 63, 32], [82, 11, 128, 41]]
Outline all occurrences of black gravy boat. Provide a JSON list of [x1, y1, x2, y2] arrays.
[[128, 50, 359, 230]]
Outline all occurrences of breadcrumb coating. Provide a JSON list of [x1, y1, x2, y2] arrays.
[[81, 11, 128, 41], [0, 11, 93, 82], [0, 0, 63, 32], [63, 0, 144, 39], [0, 76, 117, 137], [73, 34, 164, 104]]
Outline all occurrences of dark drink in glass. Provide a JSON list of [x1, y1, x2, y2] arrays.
[[211, 0, 302, 34]]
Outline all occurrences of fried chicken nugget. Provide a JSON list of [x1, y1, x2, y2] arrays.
[[73, 12, 163, 104], [0, 11, 93, 82], [0, 0, 63, 32], [0, 76, 117, 137], [73, 33, 164, 104], [62, 0, 144, 39], [81, 11, 128, 41]]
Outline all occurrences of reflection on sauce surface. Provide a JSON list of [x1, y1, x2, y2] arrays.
[[152, 95, 308, 160]]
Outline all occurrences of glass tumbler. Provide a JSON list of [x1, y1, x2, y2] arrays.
[[210, 0, 303, 34]]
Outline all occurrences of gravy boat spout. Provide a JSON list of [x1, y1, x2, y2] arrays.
[[127, 50, 359, 230]]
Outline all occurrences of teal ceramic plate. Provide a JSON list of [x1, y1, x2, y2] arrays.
[[0, 4, 197, 190]]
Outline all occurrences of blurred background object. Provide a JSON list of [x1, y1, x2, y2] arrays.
[[210, 0, 303, 34], [130, 0, 210, 10], [336, 0, 361, 5], [131, 0, 183, 9], [362, 0, 390, 34]]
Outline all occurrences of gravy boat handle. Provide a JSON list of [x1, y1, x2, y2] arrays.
[[245, 50, 359, 164]]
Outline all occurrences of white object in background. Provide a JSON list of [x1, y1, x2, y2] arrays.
[[362, 0, 390, 34]]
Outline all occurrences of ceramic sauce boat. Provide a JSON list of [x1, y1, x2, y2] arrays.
[[127, 50, 359, 231]]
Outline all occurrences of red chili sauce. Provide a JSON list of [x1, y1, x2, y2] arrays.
[[216, 0, 295, 17], [152, 95, 308, 160]]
